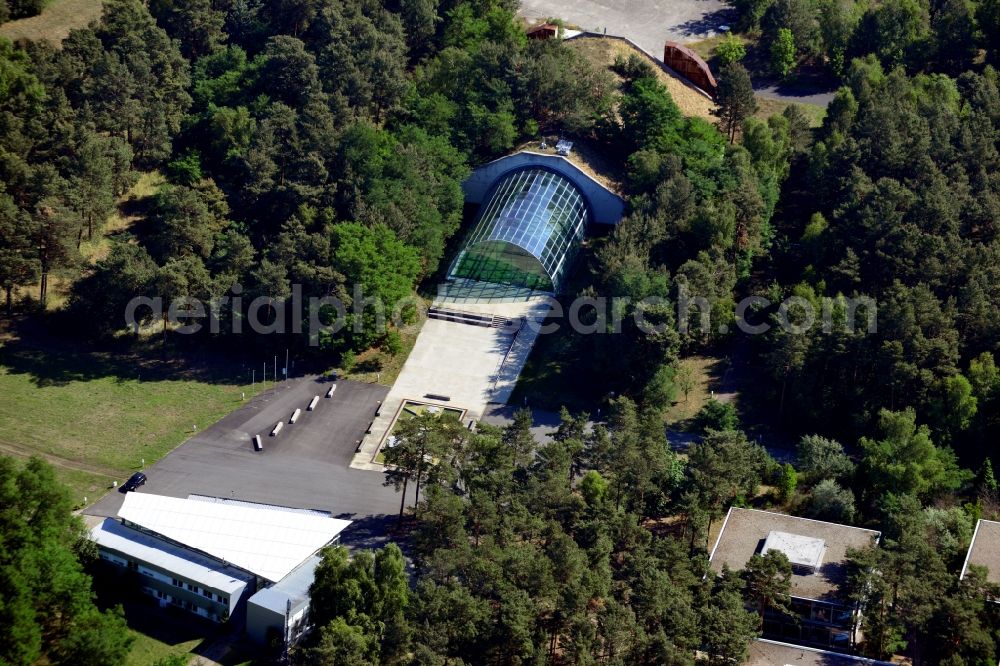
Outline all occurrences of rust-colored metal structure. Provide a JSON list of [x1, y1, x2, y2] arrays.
[[663, 41, 718, 98], [526, 23, 559, 40]]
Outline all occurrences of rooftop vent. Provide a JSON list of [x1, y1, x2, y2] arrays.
[[762, 530, 826, 575]]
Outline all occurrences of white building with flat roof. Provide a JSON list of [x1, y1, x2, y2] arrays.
[[762, 530, 826, 574], [246, 554, 322, 645], [117, 492, 351, 583], [90, 517, 253, 622], [91, 493, 351, 635]]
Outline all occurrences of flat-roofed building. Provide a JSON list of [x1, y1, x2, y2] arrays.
[[709, 508, 881, 652], [747, 639, 895, 666], [246, 555, 322, 645], [117, 492, 351, 583], [961, 518, 1000, 585], [91, 492, 350, 637], [90, 517, 253, 622]]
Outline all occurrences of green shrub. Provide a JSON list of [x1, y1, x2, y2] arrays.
[[382, 330, 403, 357], [341, 349, 357, 373], [693, 399, 740, 433], [715, 35, 747, 65], [771, 28, 797, 78]]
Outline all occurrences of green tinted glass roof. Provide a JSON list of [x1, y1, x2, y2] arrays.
[[448, 168, 588, 293]]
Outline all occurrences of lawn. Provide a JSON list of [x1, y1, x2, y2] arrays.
[[0, 321, 252, 504], [127, 630, 203, 666], [754, 96, 826, 127], [663, 355, 721, 424], [0, 0, 103, 44]]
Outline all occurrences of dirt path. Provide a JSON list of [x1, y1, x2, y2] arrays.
[[0, 439, 122, 478]]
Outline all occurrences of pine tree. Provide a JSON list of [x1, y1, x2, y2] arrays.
[[976, 458, 998, 500], [742, 549, 793, 619], [0, 191, 38, 315], [713, 62, 757, 143]]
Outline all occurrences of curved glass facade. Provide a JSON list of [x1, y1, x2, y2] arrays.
[[449, 168, 588, 293]]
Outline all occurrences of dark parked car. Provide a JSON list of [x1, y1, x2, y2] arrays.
[[119, 472, 147, 493]]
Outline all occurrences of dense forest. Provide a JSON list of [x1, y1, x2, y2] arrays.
[[0, 457, 134, 666], [729, 0, 1000, 78], [2, 0, 1000, 662], [317, 406, 1000, 665]]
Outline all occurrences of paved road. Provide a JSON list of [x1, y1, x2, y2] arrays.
[[85, 376, 413, 550], [520, 0, 735, 55], [483, 404, 797, 462], [753, 81, 837, 106]]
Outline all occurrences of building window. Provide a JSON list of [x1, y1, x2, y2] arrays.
[[217, 594, 227, 604], [172, 578, 182, 588], [187, 583, 197, 593], [127, 560, 138, 571], [201, 588, 213, 599]]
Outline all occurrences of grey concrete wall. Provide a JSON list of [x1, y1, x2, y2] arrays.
[[462, 151, 626, 225]]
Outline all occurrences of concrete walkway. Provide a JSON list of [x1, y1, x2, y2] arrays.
[[351, 298, 552, 470]]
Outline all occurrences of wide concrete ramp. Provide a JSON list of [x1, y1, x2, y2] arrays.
[[351, 298, 551, 470]]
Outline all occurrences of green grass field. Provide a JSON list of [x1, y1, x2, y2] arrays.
[[0, 321, 252, 503], [126, 631, 202, 666]]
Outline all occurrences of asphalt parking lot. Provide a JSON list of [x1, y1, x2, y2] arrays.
[[85, 376, 412, 548], [519, 0, 734, 54]]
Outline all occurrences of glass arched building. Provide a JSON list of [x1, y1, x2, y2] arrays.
[[448, 168, 589, 293]]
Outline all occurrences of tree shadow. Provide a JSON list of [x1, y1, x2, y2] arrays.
[[118, 193, 160, 240], [0, 315, 249, 388], [91, 567, 216, 647], [354, 356, 383, 374], [703, 355, 735, 399], [336, 513, 406, 551], [672, 8, 738, 39]]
